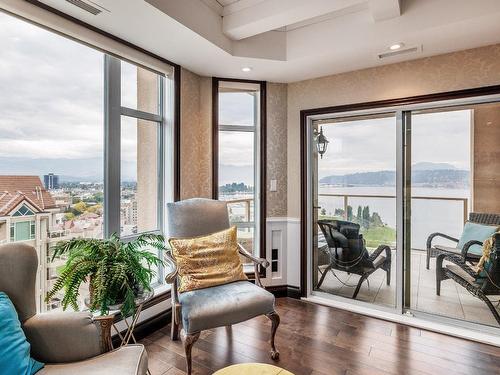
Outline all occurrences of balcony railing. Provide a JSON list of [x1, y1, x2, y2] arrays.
[[225, 197, 254, 228], [319, 193, 468, 224], [318, 193, 468, 250]]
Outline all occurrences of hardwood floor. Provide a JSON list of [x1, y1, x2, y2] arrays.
[[141, 298, 500, 375]]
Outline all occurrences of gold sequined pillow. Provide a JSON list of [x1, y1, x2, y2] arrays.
[[169, 226, 247, 293]]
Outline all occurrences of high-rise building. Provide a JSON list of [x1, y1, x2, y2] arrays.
[[43, 173, 60, 190]]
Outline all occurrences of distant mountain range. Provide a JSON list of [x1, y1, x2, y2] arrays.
[[320, 162, 469, 188]]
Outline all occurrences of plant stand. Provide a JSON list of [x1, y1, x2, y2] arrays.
[[89, 291, 154, 374], [111, 300, 146, 348], [108, 290, 154, 348]]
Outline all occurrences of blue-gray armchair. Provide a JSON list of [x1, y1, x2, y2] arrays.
[[165, 198, 279, 375]]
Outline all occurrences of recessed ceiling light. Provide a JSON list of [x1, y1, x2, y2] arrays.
[[241, 67, 252, 72], [389, 43, 404, 51]]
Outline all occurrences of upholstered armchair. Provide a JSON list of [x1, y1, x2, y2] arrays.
[[0, 243, 148, 375], [165, 198, 280, 375]]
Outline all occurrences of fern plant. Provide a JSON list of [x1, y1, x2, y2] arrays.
[[46, 233, 165, 317]]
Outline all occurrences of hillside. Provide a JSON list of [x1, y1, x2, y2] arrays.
[[320, 163, 469, 188]]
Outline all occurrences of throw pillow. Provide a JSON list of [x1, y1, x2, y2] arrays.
[[169, 226, 248, 293], [457, 222, 498, 256], [0, 292, 44, 375]]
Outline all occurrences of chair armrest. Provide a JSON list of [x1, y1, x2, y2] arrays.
[[461, 240, 483, 258], [369, 244, 391, 263], [23, 311, 113, 363], [238, 243, 270, 268], [164, 251, 178, 284], [238, 243, 268, 288], [427, 232, 459, 250], [436, 253, 476, 278]]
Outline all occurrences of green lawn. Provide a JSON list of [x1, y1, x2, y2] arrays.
[[362, 226, 396, 248]]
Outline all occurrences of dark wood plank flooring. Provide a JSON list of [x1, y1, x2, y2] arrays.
[[141, 297, 500, 375]]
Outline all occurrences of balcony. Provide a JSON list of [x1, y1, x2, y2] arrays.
[[315, 193, 498, 327]]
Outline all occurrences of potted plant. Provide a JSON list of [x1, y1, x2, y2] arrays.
[[46, 233, 165, 317]]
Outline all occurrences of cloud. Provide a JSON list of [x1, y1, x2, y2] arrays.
[[218, 131, 254, 167], [219, 92, 255, 125], [318, 110, 471, 178], [0, 12, 139, 164]]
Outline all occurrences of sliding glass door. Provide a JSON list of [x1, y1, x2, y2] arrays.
[[311, 113, 398, 310], [408, 102, 500, 327], [308, 95, 500, 331]]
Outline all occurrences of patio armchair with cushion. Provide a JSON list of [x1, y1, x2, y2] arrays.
[[0, 243, 148, 375], [426, 212, 500, 269], [316, 219, 391, 299], [165, 198, 279, 375], [436, 232, 500, 325]]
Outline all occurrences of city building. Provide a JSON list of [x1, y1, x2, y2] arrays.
[[43, 173, 59, 190]]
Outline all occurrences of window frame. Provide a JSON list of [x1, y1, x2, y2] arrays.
[[212, 78, 267, 271], [0, 6, 181, 313], [104, 55, 169, 286], [10, 220, 35, 242]]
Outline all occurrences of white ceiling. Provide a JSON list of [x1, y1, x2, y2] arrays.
[[33, 0, 500, 82], [216, 0, 241, 6]]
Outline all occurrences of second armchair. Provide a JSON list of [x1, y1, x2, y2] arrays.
[[165, 198, 280, 375]]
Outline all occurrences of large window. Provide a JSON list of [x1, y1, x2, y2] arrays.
[[0, 11, 173, 312], [214, 80, 265, 259]]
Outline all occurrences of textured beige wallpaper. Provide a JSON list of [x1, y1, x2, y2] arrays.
[[266, 82, 288, 217], [180, 68, 212, 199], [180, 73, 288, 218], [287, 43, 500, 218]]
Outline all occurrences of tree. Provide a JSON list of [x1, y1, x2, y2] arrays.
[[87, 204, 103, 214], [371, 212, 383, 227], [64, 212, 75, 221], [362, 206, 370, 228], [320, 208, 326, 216], [334, 208, 344, 218], [73, 201, 87, 215], [347, 205, 353, 221], [356, 206, 362, 224]]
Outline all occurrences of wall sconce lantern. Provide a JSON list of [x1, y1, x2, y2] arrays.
[[314, 126, 329, 159]]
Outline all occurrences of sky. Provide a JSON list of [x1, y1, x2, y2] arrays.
[[0, 12, 144, 182], [318, 110, 472, 179], [0, 11, 475, 187], [217, 92, 256, 186]]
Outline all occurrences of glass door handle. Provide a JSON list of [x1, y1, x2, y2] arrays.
[[313, 206, 322, 209]]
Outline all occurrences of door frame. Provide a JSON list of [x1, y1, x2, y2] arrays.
[[300, 84, 500, 298]]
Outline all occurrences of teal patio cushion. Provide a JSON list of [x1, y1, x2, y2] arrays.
[[458, 222, 498, 256], [0, 292, 44, 375]]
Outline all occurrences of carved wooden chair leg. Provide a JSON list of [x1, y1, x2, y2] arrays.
[[266, 311, 280, 360], [171, 319, 179, 341], [180, 329, 200, 375], [171, 304, 180, 341]]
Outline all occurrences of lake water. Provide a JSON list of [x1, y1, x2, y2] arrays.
[[318, 185, 470, 249]]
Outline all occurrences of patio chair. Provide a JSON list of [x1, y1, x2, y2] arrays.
[[164, 198, 279, 375], [316, 219, 391, 299], [426, 212, 500, 269], [436, 233, 500, 325]]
